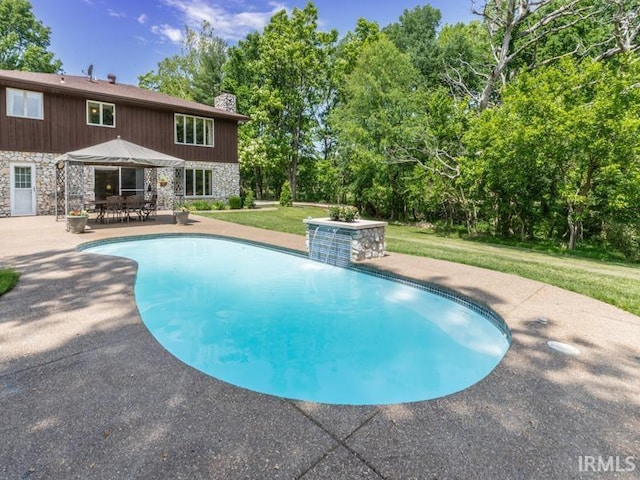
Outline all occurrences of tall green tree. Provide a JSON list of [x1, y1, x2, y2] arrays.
[[224, 32, 275, 197], [224, 3, 337, 200], [438, 21, 492, 99], [472, 0, 589, 109], [384, 5, 442, 87], [138, 21, 226, 105], [464, 57, 640, 249], [330, 35, 427, 218], [310, 18, 381, 202], [0, 0, 62, 72]]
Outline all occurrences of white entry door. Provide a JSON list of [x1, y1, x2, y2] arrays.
[[10, 163, 36, 216]]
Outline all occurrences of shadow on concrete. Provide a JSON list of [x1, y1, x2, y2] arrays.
[[1, 233, 638, 479]]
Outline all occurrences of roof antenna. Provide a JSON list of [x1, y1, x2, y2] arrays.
[[82, 64, 95, 82]]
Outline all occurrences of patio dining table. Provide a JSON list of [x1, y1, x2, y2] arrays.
[[86, 197, 154, 224], [88, 200, 107, 223]]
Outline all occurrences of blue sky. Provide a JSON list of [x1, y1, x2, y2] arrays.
[[30, 0, 476, 86]]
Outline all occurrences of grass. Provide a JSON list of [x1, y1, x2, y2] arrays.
[[0, 268, 20, 297], [198, 206, 640, 316]]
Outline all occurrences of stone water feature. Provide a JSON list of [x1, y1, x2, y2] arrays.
[[303, 218, 387, 266]]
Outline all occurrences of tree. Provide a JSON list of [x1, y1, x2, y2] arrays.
[[330, 36, 427, 218], [471, 0, 591, 110], [224, 33, 276, 198], [439, 21, 492, 99], [464, 57, 640, 249], [224, 3, 337, 201], [138, 21, 226, 105], [138, 54, 194, 100], [0, 0, 62, 72], [310, 18, 381, 202], [384, 5, 442, 87], [593, 0, 640, 60]]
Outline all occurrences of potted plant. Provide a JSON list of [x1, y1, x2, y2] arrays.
[[158, 175, 168, 187], [342, 206, 359, 222], [173, 204, 190, 225], [328, 205, 341, 221], [327, 205, 359, 222], [67, 208, 89, 233]]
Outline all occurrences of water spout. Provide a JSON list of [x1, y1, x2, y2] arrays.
[[308, 225, 350, 266]]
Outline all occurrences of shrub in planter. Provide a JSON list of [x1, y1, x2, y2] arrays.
[[327, 205, 359, 222], [342, 206, 359, 222], [328, 205, 341, 220], [67, 208, 89, 233]]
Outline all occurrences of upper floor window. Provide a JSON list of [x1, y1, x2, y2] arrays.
[[87, 100, 115, 127], [175, 114, 214, 147], [6, 88, 43, 119]]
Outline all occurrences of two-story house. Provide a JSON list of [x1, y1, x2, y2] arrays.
[[0, 70, 248, 217]]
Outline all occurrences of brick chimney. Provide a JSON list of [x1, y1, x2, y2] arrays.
[[107, 73, 116, 84]]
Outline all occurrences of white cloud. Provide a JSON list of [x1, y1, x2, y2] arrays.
[[108, 8, 126, 18], [157, 0, 287, 41], [138, 13, 148, 24], [151, 24, 184, 43], [134, 35, 150, 45]]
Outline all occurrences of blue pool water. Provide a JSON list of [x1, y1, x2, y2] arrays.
[[83, 236, 510, 405]]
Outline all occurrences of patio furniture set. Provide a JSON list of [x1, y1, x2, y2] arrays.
[[91, 194, 157, 224]]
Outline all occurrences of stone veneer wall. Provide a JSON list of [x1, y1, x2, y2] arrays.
[[0, 150, 59, 217], [304, 221, 386, 262], [349, 225, 386, 261], [155, 161, 240, 210], [0, 150, 239, 217]]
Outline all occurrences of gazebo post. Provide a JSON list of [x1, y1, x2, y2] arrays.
[[54, 160, 65, 221], [173, 167, 185, 210], [64, 160, 85, 230]]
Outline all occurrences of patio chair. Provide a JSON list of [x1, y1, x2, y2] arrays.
[[125, 195, 145, 222], [142, 194, 158, 221], [105, 196, 123, 223]]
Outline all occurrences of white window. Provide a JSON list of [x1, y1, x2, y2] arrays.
[[185, 168, 214, 196], [6, 88, 43, 119], [87, 100, 115, 127], [175, 114, 214, 147]]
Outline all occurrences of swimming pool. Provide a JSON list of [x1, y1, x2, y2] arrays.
[[83, 235, 510, 405]]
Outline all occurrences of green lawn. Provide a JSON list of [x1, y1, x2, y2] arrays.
[[0, 268, 20, 297], [198, 206, 640, 316]]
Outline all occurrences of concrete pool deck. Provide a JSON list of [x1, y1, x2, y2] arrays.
[[1, 212, 639, 479]]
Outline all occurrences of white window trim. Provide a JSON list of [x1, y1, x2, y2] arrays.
[[86, 100, 116, 128], [174, 113, 215, 147], [185, 168, 214, 197], [6, 88, 44, 120]]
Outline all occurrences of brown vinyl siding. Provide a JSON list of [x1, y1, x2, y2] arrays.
[[0, 78, 241, 164], [0, 92, 238, 163]]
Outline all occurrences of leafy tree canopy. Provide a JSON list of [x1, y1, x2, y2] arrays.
[[138, 21, 226, 105], [384, 5, 442, 86], [0, 0, 62, 72]]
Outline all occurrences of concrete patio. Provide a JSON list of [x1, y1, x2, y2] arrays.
[[1, 212, 639, 479]]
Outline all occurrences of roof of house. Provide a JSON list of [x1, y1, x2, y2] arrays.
[[0, 70, 249, 122]]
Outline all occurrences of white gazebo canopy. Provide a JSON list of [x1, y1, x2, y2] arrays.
[[56, 136, 185, 168], [55, 136, 185, 222]]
